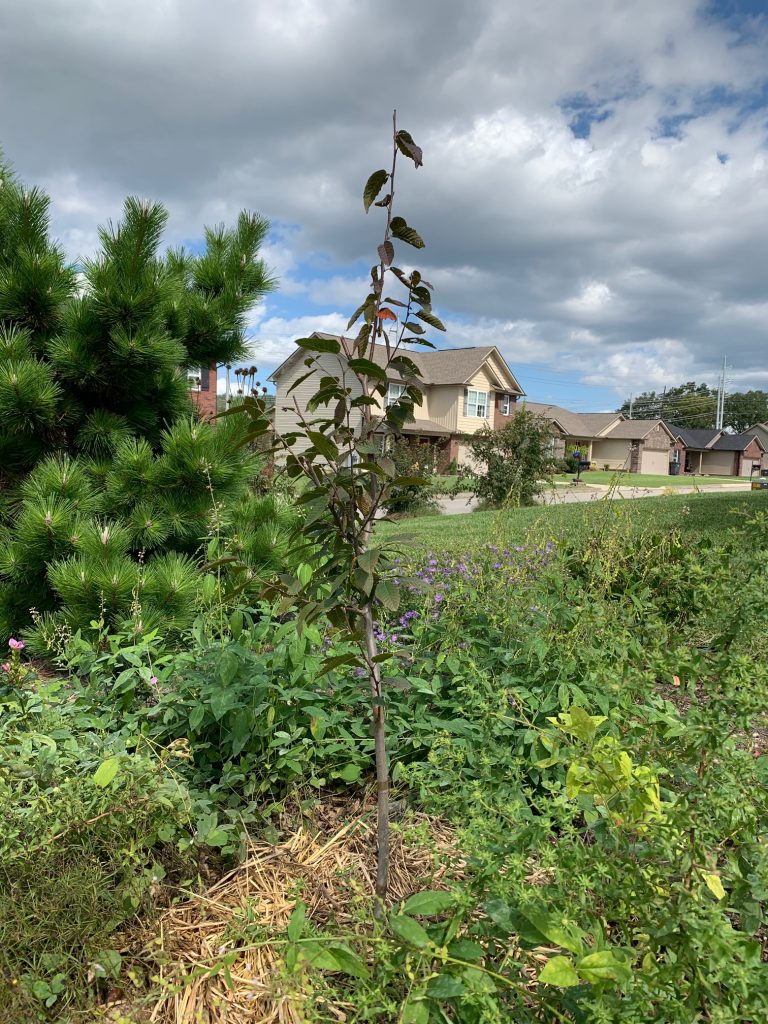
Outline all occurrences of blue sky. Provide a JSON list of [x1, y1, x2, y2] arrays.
[[2, 0, 767, 412]]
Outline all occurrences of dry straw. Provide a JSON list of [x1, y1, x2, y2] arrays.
[[126, 797, 462, 1024]]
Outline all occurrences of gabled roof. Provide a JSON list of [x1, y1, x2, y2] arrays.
[[522, 402, 623, 438], [712, 433, 765, 453], [268, 334, 525, 394], [603, 419, 675, 441], [667, 426, 722, 449], [664, 424, 765, 453]]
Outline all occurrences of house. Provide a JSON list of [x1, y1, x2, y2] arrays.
[[666, 425, 765, 476], [524, 402, 675, 474], [188, 360, 217, 419], [746, 422, 768, 457], [268, 334, 525, 468]]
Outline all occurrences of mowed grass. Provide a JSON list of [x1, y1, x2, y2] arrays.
[[550, 470, 755, 489], [378, 490, 768, 553]]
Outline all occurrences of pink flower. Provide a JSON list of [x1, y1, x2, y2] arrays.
[[1, 663, 9, 673], [8, 638, 24, 651], [150, 675, 158, 686]]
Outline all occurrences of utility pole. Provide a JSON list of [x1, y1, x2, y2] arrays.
[[715, 357, 726, 430], [628, 394, 634, 419]]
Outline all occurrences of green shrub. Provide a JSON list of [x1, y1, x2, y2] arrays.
[[0, 665, 193, 1020]]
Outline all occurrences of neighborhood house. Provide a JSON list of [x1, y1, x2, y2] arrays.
[[523, 403, 676, 475], [268, 335, 525, 469], [264, 338, 766, 478]]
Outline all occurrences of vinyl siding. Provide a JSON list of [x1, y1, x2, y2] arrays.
[[456, 368, 495, 434], [426, 385, 459, 431], [273, 351, 365, 455]]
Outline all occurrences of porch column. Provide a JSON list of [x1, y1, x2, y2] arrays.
[[698, 451, 703, 474]]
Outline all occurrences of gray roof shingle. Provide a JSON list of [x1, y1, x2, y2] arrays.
[[522, 402, 622, 438], [278, 335, 524, 391]]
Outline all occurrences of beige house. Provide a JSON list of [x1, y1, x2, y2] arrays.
[[524, 402, 676, 474], [268, 334, 525, 468], [668, 426, 766, 476]]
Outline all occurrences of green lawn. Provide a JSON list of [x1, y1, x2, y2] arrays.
[[378, 490, 768, 552], [550, 470, 754, 489]]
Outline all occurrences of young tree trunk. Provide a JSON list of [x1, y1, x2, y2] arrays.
[[363, 602, 390, 916]]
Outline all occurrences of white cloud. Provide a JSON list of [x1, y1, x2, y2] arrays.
[[1, 0, 767, 395]]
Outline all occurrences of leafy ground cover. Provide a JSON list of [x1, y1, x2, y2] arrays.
[[2, 493, 768, 1022]]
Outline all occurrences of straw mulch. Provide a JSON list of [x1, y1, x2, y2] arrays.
[[132, 796, 462, 1024]]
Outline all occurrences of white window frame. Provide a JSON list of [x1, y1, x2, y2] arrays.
[[387, 382, 407, 407], [499, 393, 511, 415], [466, 388, 488, 418], [187, 366, 202, 388]]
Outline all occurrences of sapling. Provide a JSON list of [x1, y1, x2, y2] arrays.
[[235, 113, 445, 912]]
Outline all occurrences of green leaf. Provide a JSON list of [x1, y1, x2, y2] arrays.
[[307, 431, 339, 461], [347, 357, 387, 381], [539, 956, 580, 987], [92, 757, 119, 788], [401, 996, 429, 1024], [321, 653, 360, 673], [363, 169, 389, 212], [403, 890, 454, 916], [416, 307, 446, 332], [389, 913, 433, 948], [205, 827, 230, 847], [576, 950, 632, 985], [448, 939, 484, 962], [522, 911, 584, 954], [287, 369, 316, 394], [287, 901, 306, 942], [376, 579, 400, 612], [334, 763, 362, 783], [391, 216, 425, 249], [702, 871, 726, 901], [296, 563, 313, 586], [426, 974, 465, 998], [296, 335, 340, 354], [324, 943, 370, 979]]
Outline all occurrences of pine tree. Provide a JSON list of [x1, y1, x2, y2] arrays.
[[0, 160, 291, 643]]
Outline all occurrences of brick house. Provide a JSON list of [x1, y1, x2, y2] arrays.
[[667, 425, 766, 476], [188, 360, 218, 420], [524, 402, 676, 474], [268, 335, 525, 469]]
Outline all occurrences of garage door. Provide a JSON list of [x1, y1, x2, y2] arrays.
[[640, 449, 670, 475], [702, 450, 735, 476]]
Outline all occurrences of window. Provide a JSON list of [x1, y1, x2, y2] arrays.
[[466, 388, 488, 418], [186, 365, 210, 391], [387, 382, 407, 406], [499, 393, 511, 415]]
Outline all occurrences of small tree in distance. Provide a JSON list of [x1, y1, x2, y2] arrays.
[[464, 408, 555, 507], [233, 113, 444, 913]]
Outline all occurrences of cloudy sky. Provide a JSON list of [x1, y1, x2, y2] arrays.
[[2, 0, 767, 410]]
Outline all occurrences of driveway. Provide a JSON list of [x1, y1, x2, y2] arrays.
[[436, 481, 753, 515]]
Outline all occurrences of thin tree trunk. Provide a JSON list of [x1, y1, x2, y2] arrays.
[[363, 602, 390, 917]]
